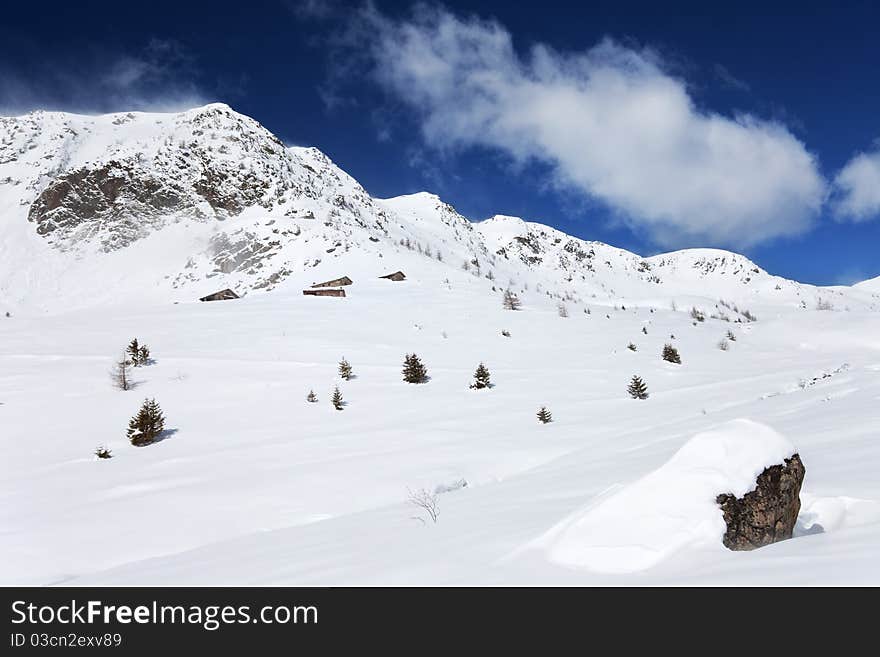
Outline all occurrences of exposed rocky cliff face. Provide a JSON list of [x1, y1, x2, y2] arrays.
[[28, 160, 192, 249], [20, 104, 298, 251]]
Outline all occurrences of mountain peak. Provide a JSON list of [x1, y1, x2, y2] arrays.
[[188, 101, 234, 113], [380, 191, 441, 205], [476, 214, 530, 242]]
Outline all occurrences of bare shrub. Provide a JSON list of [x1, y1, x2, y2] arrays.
[[110, 354, 132, 391], [502, 289, 522, 310], [408, 487, 439, 524]]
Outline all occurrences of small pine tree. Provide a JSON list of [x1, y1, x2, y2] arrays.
[[306, 390, 318, 403], [331, 386, 344, 410], [402, 353, 428, 383], [470, 363, 491, 389], [338, 357, 353, 381], [537, 406, 553, 423], [662, 343, 682, 364], [127, 398, 165, 446], [718, 338, 730, 351], [127, 338, 141, 366], [138, 344, 151, 365], [502, 289, 522, 310], [627, 342, 637, 351], [111, 353, 131, 391], [557, 303, 568, 318], [95, 445, 112, 459], [642, 326, 648, 335], [628, 375, 649, 400], [726, 329, 736, 341]]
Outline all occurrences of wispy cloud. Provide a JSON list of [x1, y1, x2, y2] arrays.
[[713, 63, 751, 93], [0, 38, 211, 115], [316, 83, 359, 111], [832, 267, 872, 286], [287, 0, 344, 20], [831, 146, 880, 222], [323, 4, 827, 249]]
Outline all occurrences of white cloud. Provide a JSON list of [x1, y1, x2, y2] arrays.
[[0, 39, 209, 115], [356, 6, 826, 248], [832, 149, 880, 222]]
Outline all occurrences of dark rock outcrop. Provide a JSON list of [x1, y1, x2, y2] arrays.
[[716, 453, 805, 551], [28, 161, 191, 249], [199, 289, 239, 302], [23, 104, 298, 252]]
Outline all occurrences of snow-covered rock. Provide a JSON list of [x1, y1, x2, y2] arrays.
[[543, 420, 797, 573], [717, 452, 805, 550]]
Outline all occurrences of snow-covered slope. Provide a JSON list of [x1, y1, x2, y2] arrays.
[[2, 272, 879, 585], [856, 275, 880, 292], [2, 103, 880, 586]]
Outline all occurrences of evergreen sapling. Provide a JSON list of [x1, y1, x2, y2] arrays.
[[470, 363, 491, 389], [662, 343, 682, 364], [127, 398, 165, 446], [331, 386, 344, 410], [127, 339, 141, 366], [402, 353, 428, 384], [628, 375, 649, 400], [338, 358, 353, 381]]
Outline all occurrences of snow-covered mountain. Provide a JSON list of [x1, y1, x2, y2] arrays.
[[2, 103, 875, 315], [1, 104, 395, 309]]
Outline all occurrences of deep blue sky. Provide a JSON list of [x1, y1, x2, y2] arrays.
[[1, 0, 878, 284]]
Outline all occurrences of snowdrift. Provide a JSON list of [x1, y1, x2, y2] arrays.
[[543, 419, 797, 573]]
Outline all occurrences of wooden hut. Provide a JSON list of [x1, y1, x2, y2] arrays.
[[303, 288, 346, 298], [311, 276, 353, 288], [199, 289, 240, 302], [379, 271, 406, 281]]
